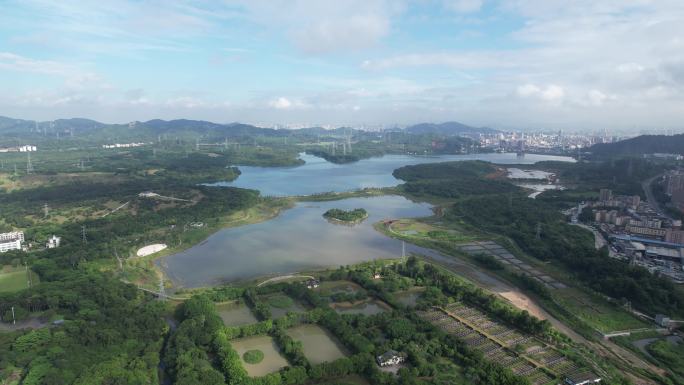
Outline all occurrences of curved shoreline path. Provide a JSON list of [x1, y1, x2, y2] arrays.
[[257, 274, 315, 287]]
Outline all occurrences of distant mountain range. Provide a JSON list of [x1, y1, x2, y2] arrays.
[[404, 121, 499, 136], [590, 134, 684, 156], [0, 116, 105, 133], [0, 116, 497, 139]]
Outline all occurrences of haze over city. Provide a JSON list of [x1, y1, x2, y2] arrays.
[[2, 0, 684, 131]]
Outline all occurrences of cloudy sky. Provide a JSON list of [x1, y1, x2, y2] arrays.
[[1, 0, 683, 131]]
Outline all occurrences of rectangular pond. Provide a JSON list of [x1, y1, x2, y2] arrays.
[[263, 294, 307, 319], [286, 324, 348, 365], [331, 299, 392, 316], [231, 335, 289, 377], [395, 287, 425, 307], [216, 301, 258, 327]]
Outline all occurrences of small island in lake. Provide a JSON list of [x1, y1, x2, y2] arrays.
[[323, 208, 368, 224]]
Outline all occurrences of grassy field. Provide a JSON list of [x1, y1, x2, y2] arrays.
[[386, 218, 478, 244], [553, 288, 649, 333], [0, 266, 38, 293]]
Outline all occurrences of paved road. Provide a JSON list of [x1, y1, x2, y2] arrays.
[[642, 174, 671, 220]]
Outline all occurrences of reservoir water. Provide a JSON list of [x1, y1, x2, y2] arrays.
[[213, 152, 574, 196], [162, 153, 574, 287], [162, 195, 434, 287]]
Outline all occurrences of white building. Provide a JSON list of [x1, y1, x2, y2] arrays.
[[0, 145, 37, 153], [18, 145, 37, 152], [102, 142, 147, 149], [0, 231, 24, 253], [46, 235, 61, 249], [376, 350, 406, 367]]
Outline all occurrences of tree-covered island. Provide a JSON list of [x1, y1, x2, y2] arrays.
[[322, 208, 369, 224]]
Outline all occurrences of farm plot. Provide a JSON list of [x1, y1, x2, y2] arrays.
[[419, 302, 597, 385]]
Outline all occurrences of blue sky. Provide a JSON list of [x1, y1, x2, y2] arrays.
[[1, 0, 683, 131]]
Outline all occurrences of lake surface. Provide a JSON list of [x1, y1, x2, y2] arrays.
[[163, 152, 574, 286], [214, 153, 574, 196], [162, 195, 437, 287]]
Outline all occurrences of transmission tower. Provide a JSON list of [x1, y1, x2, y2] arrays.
[[25, 262, 32, 288], [401, 240, 406, 258], [158, 276, 166, 300], [26, 152, 34, 174], [43, 203, 49, 218], [115, 247, 123, 272], [536, 223, 542, 240], [81, 225, 87, 244]]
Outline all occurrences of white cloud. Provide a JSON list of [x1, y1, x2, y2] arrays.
[[268, 97, 310, 110], [517, 84, 564, 104], [443, 0, 483, 13], [516, 84, 541, 97], [233, 0, 400, 54], [587, 89, 608, 106], [0, 52, 75, 76], [270, 97, 292, 109]]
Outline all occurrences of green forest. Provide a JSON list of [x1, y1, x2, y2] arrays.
[[323, 208, 368, 223]]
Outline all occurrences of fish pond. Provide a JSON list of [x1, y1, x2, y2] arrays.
[[331, 299, 392, 316], [216, 301, 258, 327], [262, 294, 307, 319], [285, 324, 349, 365], [231, 335, 289, 377]]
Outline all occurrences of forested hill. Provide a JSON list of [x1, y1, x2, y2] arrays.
[[590, 134, 684, 156], [405, 121, 499, 136], [0, 116, 283, 138]]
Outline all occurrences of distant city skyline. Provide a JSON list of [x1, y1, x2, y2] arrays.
[[1, 1, 684, 131]]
